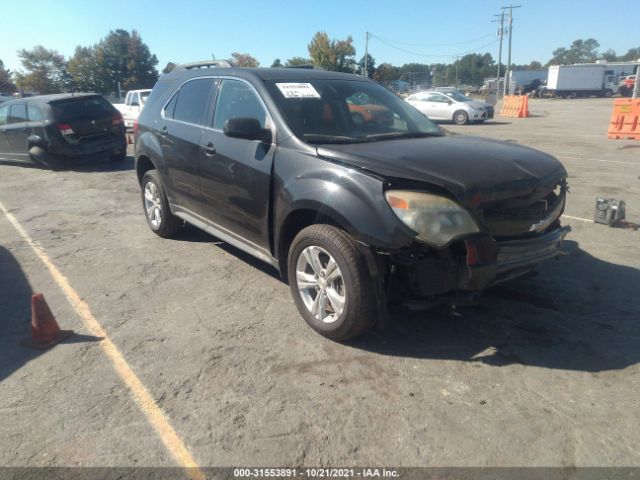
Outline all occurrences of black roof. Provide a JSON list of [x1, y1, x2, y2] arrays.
[[162, 66, 372, 84], [2, 93, 102, 105]]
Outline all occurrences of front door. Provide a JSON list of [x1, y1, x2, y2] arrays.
[[198, 79, 275, 250], [0, 104, 10, 158]]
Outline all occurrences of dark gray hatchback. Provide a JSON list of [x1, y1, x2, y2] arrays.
[[135, 61, 570, 340], [0, 93, 126, 168]]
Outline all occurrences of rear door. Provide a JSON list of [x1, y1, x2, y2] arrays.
[[198, 78, 275, 250], [0, 104, 11, 157], [5, 103, 29, 157], [156, 78, 216, 213]]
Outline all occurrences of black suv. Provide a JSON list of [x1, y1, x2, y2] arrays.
[[0, 93, 126, 167], [135, 62, 570, 340]]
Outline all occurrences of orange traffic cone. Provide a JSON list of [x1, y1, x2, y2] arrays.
[[20, 293, 74, 350]]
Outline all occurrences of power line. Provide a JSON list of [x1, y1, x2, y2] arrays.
[[370, 33, 499, 59], [371, 32, 495, 48]]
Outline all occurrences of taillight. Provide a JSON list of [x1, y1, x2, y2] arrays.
[[112, 113, 123, 126], [57, 123, 74, 136], [133, 119, 139, 135]]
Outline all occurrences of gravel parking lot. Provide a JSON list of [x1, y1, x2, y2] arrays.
[[1, 98, 639, 469]]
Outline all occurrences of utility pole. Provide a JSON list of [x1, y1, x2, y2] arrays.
[[633, 70, 640, 98], [363, 31, 369, 77], [502, 4, 521, 97], [492, 12, 506, 98], [454, 56, 459, 88]]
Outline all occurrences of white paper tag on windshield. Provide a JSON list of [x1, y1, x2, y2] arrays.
[[276, 82, 321, 99]]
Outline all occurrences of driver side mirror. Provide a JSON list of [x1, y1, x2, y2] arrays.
[[224, 117, 271, 143]]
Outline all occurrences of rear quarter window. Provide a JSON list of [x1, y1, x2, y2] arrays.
[[27, 104, 46, 122]]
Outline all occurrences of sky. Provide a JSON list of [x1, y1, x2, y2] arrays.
[[1, 0, 639, 73]]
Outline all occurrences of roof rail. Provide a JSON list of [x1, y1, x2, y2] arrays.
[[173, 60, 235, 72], [285, 65, 315, 69]]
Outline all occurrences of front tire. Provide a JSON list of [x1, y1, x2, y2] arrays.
[[288, 225, 376, 341], [141, 170, 182, 238], [453, 110, 469, 125]]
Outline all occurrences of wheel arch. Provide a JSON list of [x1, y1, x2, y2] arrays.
[[276, 205, 352, 281]]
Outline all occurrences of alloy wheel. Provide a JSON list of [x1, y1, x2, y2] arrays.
[[295, 246, 346, 323], [144, 181, 162, 229]]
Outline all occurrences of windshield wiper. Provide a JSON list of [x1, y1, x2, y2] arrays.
[[364, 131, 443, 141], [303, 134, 367, 144]]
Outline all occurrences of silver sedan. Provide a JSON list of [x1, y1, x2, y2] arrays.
[[406, 90, 493, 125]]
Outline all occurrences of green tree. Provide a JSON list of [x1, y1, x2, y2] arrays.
[[333, 36, 356, 73], [358, 54, 375, 77], [375, 63, 400, 83], [308, 32, 355, 72], [619, 47, 640, 62], [231, 52, 259, 67], [162, 62, 177, 74], [271, 58, 282, 68], [14, 46, 68, 94], [547, 38, 600, 65], [67, 46, 97, 92], [308, 32, 335, 70], [285, 56, 311, 67], [0, 59, 16, 93], [600, 49, 617, 62], [91, 29, 159, 95]]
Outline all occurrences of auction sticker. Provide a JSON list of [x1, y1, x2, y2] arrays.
[[276, 83, 321, 99]]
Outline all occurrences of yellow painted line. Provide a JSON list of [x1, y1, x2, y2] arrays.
[[0, 201, 205, 480], [562, 214, 594, 223]]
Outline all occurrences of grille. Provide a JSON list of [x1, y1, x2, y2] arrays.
[[481, 186, 565, 238]]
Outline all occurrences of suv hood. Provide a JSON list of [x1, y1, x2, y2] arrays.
[[316, 135, 566, 207]]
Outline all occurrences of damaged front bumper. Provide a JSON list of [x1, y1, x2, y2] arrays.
[[398, 225, 571, 304]]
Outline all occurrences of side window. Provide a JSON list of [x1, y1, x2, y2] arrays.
[[27, 104, 45, 122], [163, 93, 178, 119], [213, 80, 267, 130], [172, 79, 214, 125], [0, 105, 8, 126], [8, 104, 27, 123], [131, 92, 140, 106], [433, 94, 449, 103]]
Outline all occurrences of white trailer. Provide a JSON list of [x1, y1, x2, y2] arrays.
[[545, 64, 618, 98]]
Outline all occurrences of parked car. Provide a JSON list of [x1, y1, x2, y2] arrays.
[[114, 89, 152, 129], [135, 62, 570, 340], [619, 75, 636, 97], [405, 90, 494, 124], [517, 78, 543, 95], [346, 92, 394, 127], [0, 93, 127, 167], [0, 94, 13, 104]]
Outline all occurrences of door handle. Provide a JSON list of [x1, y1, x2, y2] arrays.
[[202, 142, 216, 156]]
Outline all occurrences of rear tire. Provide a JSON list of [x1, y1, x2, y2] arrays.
[[453, 110, 469, 125], [287, 225, 376, 341], [141, 170, 182, 238]]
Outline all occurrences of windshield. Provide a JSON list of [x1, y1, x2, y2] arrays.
[[266, 79, 442, 144], [443, 91, 472, 102]]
